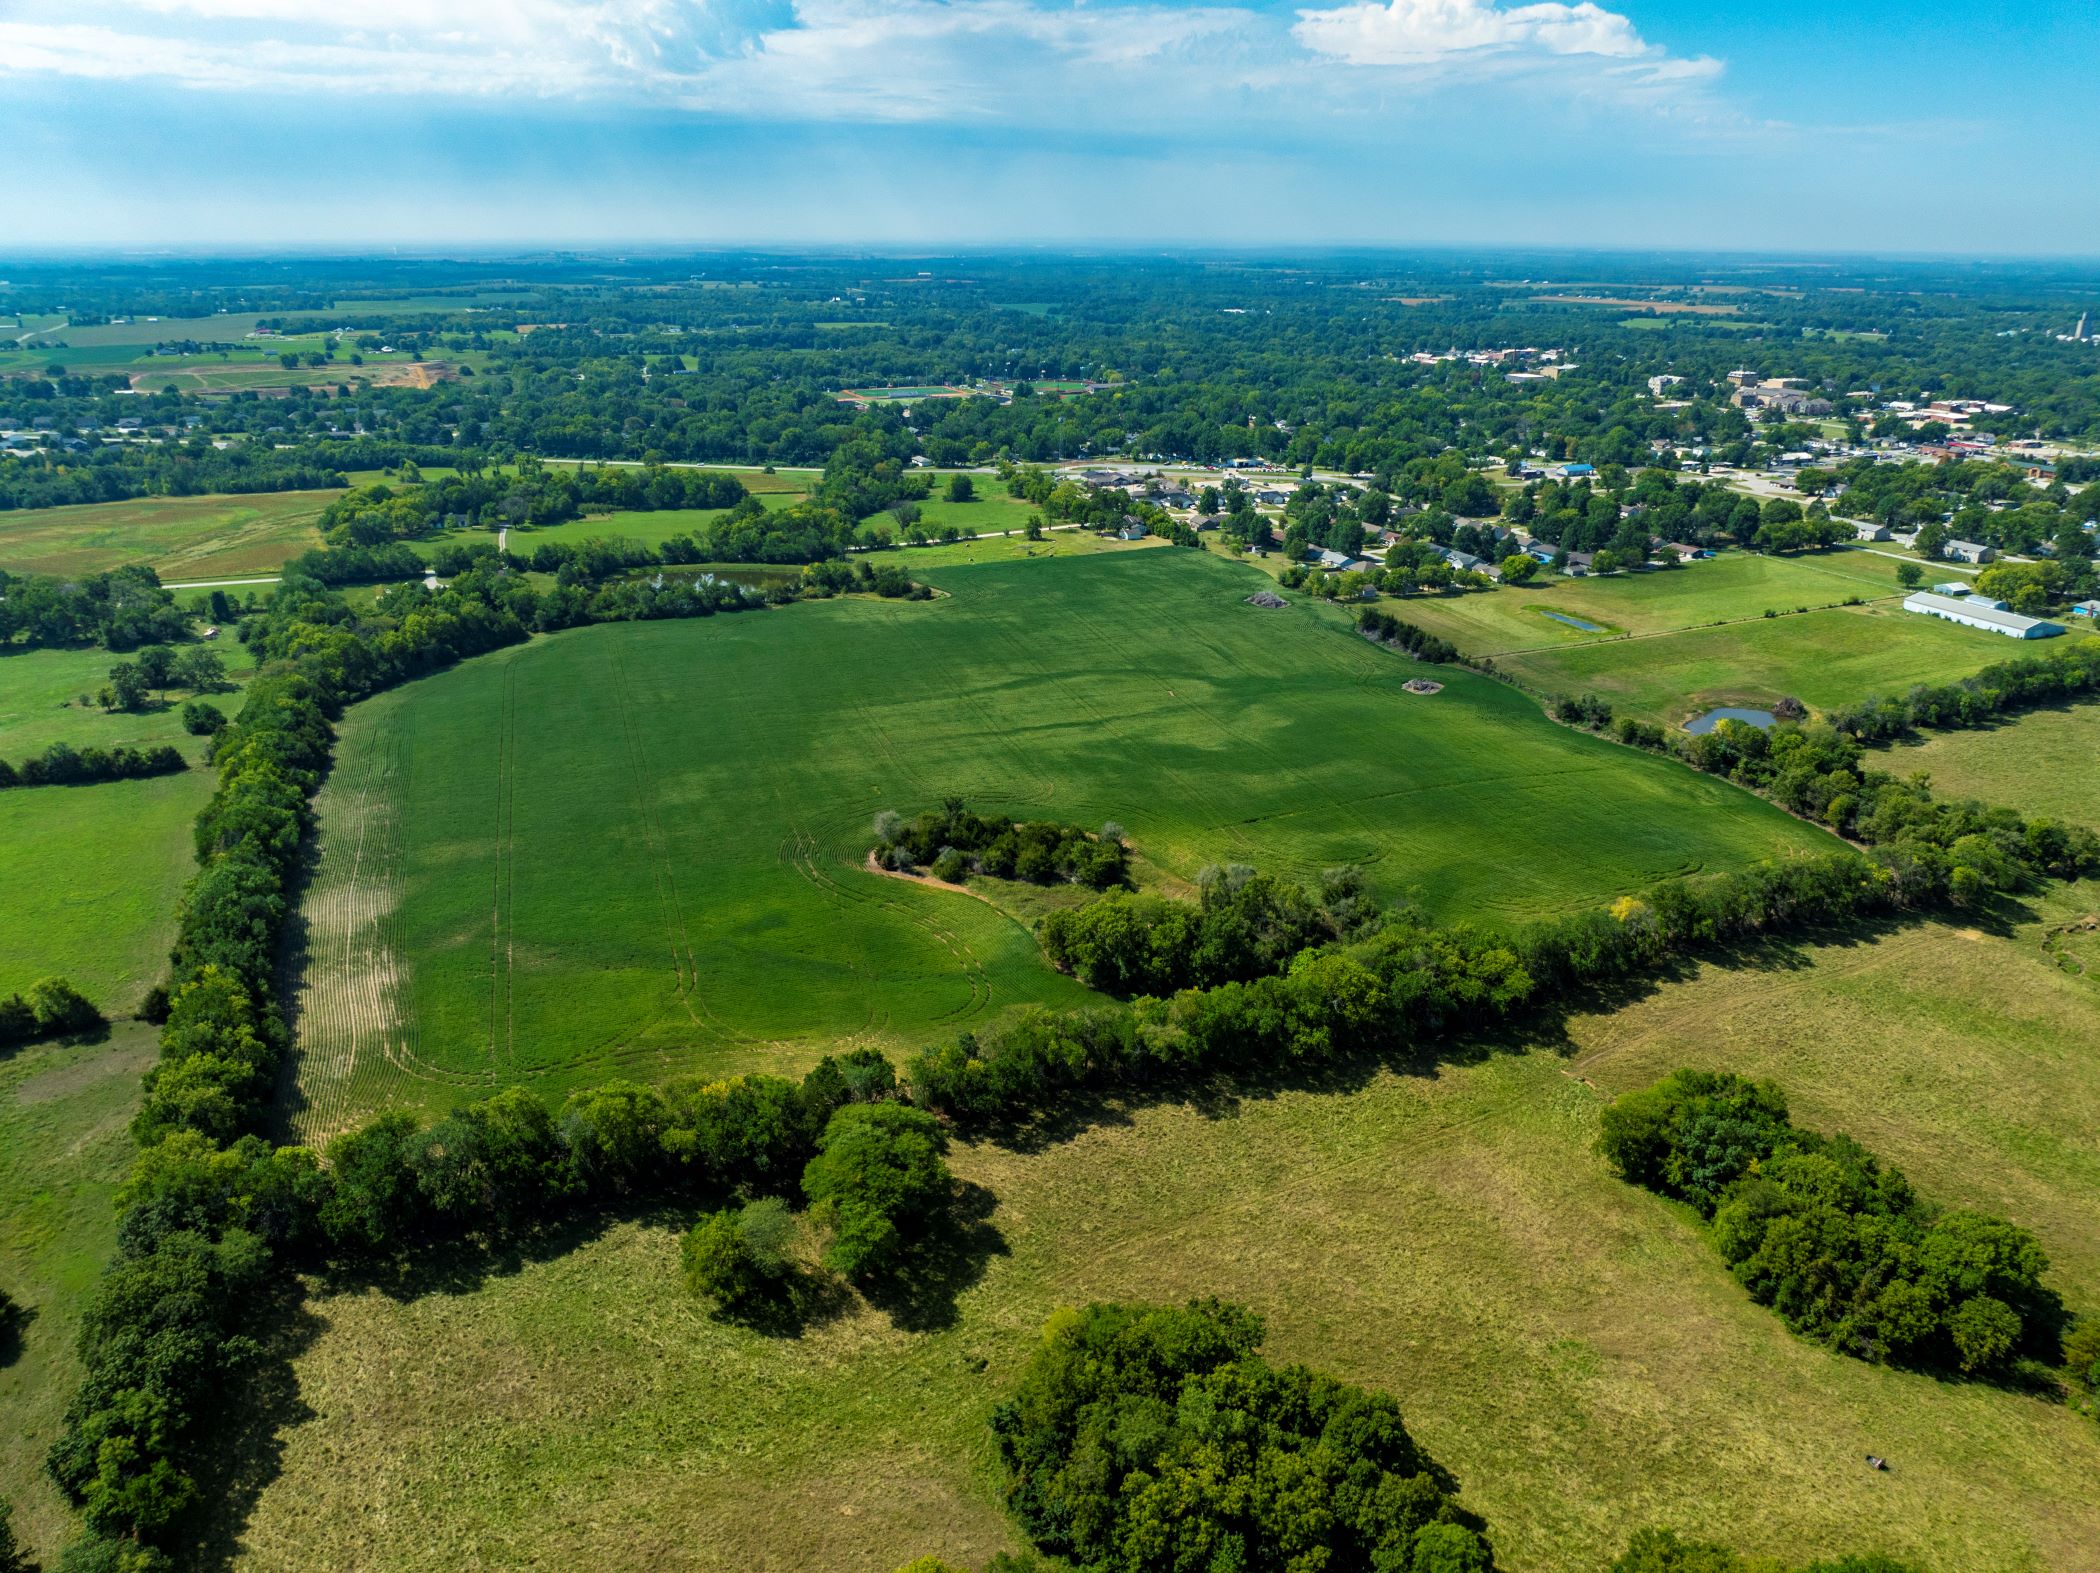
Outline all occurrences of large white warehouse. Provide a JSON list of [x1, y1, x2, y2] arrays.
[[1902, 591, 2065, 639]]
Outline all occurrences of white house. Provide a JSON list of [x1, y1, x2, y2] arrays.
[[1852, 521, 1892, 542], [1903, 591, 2064, 639]]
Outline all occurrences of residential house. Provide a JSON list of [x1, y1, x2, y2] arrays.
[[1944, 540, 1997, 564], [2071, 601, 2100, 619], [1852, 521, 1893, 542]]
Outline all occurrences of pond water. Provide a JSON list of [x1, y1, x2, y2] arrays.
[[1539, 610, 1606, 632], [1685, 706, 1778, 735]]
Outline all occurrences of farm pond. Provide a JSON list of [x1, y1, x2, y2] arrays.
[[1685, 706, 1778, 734]]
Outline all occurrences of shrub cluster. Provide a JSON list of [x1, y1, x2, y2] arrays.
[[0, 740, 186, 790], [0, 975, 103, 1050], [992, 1298, 1496, 1572], [873, 800, 1129, 889], [1357, 604, 1459, 662], [1599, 1070, 2063, 1375], [1038, 864, 1367, 996], [1827, 634, 2100, 742], [798, 557, 932, 601]]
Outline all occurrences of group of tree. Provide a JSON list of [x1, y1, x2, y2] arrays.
[[1599, 1070, 2071, 1377], [0, 975, 102, 1050], [1357, 605, 1460, 662], [0, 566, 188, 651], [872, 800, 1130, 889], [991, 1298, 1498, 1572], [0, 740, 186, 791], [0, 439, 346, 513], [317, 455, 746, 546], [101, 642, 227, 712], [1039, 863, 1371, 996]]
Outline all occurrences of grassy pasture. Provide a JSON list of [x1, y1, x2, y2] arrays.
[[233, 899, 2100, 1571], [0, 770, 210, 1008], [0, 490, 333, 580], [1485, 604, 2001, 727], [1885, 707, 2100, 829], [288, 550, 1834, 1135], [0, 1023, 151, 1568], [0, 640, 252, 757], [1394, 551, 1910, 656]]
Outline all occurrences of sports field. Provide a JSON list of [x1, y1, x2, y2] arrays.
[[0, 490, 334, 580], [288, 550, 1834, 1136], [232, 898, 2100, 1572], [1888, 706, 2100, 828]]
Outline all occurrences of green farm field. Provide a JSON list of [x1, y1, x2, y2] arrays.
[[287, 550, 1836, 1136], [0, 1024, 151, 1569], [0, 770, 210, 1009], [0, 490, 333, 580], [232, 899, 2100, 1572], [1886, 706, 2100, 829]]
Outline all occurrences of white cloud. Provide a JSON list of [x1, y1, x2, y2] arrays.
[[1293, 0, 1677, 69]]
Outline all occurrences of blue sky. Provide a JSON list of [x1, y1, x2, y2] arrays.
[[1, 0, 2094, 253]]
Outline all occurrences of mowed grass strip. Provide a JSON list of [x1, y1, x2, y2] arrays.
[[0, 490, 334, 580], [0, 771, 212, 1008], [294, 550, 1835, 1127], [0, 1024, 152, 1568], [231, 1036, 2100, 1573]]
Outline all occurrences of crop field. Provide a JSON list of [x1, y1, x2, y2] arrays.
[[0, 490, 334, 580], [1487, 603, 2000, 726], [232, 898, 2100, 1572], [0, 771, 211, 1009], [0, 1023, 151, 1569], [1394, 550, 1912, 655], [1888, 706, 2100, 828], [0, 641, 254, 758], [287, 550, 1833, 1136]]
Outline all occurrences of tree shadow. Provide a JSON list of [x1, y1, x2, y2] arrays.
[[0, 1298, 33, 1369], [712, 1266, 855, 1339], [175, 1275, 326, 1573], [859, 1181, 1008, 1334]]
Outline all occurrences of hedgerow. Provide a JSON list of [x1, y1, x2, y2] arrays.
[[0, 741, 186, 790], [873, 799, 1129, 889]]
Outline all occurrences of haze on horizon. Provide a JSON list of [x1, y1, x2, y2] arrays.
[[0, 0, 2095, 256]]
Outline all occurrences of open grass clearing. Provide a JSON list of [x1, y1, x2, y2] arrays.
[[0, 770, 211, 1009], [0, 490, 334, 580], [1885, 706, 2100, 828], [0, 639, 253, 758], [0, 1022, 151, 1568], [234, 932, 2100, 1572], [289, 550, 1834, 1135]]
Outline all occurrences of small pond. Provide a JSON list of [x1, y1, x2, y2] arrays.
[[1539, 610, 1606, 633], [1685, 706, 1778, 735]]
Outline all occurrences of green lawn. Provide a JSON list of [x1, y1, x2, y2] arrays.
[[1886, 706, 2100, 828], [288, 550, 1835, 1137], [0, 771, 209, 1010], [0, 640, 254, 759], [0, 1023, 151, 1568], [0, 491, 334, 580], [230, 898, 2100, 1572], [1488, 603, 2003, 727]]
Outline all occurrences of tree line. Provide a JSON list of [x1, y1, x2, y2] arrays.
[[316, 457, 747, 546], [1600, 1070, 2064, 1377], [0, 740, 186, 791], [1357, 606, 1461, 662], [1822, 634, 2100, 743]]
